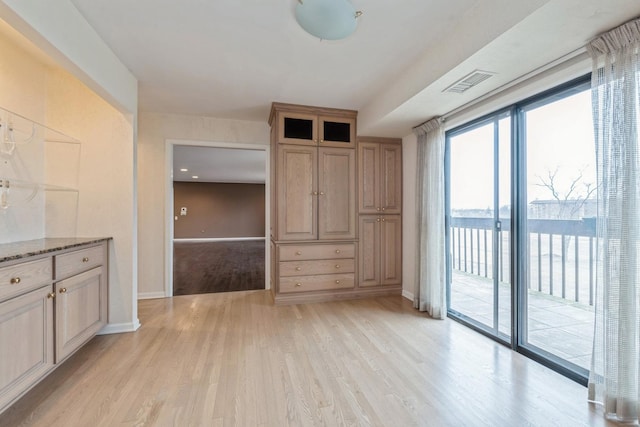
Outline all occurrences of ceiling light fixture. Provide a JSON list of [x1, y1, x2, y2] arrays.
[[295, 0, 362, 41], [180, 168, 188, 172], [192, 175, 199, 179]]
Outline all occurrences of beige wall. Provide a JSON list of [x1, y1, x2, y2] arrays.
[[173, 182, 265, 238], [402, 133, 417, 300], [0, 25, 137, 330], [137, 112, 269, 297]]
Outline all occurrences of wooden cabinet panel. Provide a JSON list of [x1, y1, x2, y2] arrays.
[[55, 266, 107, 363], [318, 147, 355, 240], [0, 286, 54, 411], [357, 139, 402, 214], [358, 215, 401, 287], [54, 245, 104, 280], [380, 215, 402, 285], [358, 143, 380, 214], [279, 243, 355, 261], [277, 145, 317, 240], [358, 216, 380, 287], [279, 258, 355, 277], [279, 274, 354, 293], [277, 111, 318, 146], [380, 144, 402, 214], [0, 258, 51, 302], [318, 115, 356, 148]]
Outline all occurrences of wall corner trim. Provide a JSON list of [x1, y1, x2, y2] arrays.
[[98, 319, 141, 335], [401, 289, 415, 302]]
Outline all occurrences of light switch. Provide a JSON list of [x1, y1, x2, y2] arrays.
[[180, 207, 187, 216]]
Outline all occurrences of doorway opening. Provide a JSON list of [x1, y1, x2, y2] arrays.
[[165, 140, 270, 297]]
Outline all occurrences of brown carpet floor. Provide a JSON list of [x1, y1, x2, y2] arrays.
[[173, 240, 265, 295]]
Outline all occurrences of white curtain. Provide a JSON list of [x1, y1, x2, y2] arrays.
[[587, 18, 640, 423], [413, 118, 446, 319]]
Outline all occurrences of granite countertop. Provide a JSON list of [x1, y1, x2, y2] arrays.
[[0, 237, 111, 263]]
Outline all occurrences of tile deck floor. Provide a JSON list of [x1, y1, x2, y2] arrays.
[[450, 270, 594, 370]]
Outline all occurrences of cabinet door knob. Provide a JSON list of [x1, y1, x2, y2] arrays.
[[312, 191, 318, 196], [335, 280, 341, 284], [295, 283, 302, 287], [295, 251, 302, 255], [319, 139, 324, 143], [382, 218, 386, 222], [376, 218, 380, 222], [335, 264, 341, 269], [9, 277, 21, 285], [382, 207, 385, 211], [82, 257, 89, 262], [295, 267, 301, 271], [47, 292, 56, 299], [319, 191, 325, 196], [335, 249, 341, 254], [59, 287, 67, 293], [377, 208, 381, 211]]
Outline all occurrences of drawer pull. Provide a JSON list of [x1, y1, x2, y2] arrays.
[[295, 267, 302, 271], [295, 251, 302, 255], [59, 287, 67, 294], [47, 292, 56, 299], [82, 257, 89, 262], [377, 207, 381, 211], [335, 264, 341, 269], [9, 277, 21, 285], [335, 280, 341, 284], [335, 249, 341, 254], [376, 218, 380, 222], [382, 207, 386, 211], [382, 218, 386, 222], [295, 283, 302, 287]]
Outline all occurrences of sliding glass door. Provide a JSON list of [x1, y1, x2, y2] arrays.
[[445, 75, 595, 383], [446, 112, 511, 341]]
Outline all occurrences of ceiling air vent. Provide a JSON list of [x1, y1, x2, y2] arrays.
[[443, 70, 496, 94]]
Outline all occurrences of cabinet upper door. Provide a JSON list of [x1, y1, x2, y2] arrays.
[[318, 115, 356, 148], [380, 144, 402, 214], [358, 142, 380, 214], [277, 145, 317, 241], [318, 147, 356, 240], [277, 112, 318, 146]]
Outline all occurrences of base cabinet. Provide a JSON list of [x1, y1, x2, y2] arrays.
[[0, 240, 109, 415], [0, 286, 54, 411], [359, 215, 402, 287]]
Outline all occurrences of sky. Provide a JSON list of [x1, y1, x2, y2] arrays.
[[449, 89, 596, 212]]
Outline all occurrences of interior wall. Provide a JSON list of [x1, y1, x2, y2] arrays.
[[173, 182, 265, 239], [137, 112, 269, 298], [0, 25, 138, 331], [402, 133, 417, 299]]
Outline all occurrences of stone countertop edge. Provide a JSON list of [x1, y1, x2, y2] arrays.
[[0, 237, 112, 263]]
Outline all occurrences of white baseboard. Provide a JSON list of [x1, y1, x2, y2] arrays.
[[402, 289, 415, 301], [138, 291, 167, 300], [98, 319, 141, 335]]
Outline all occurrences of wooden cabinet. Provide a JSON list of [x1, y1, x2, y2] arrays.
[[359, 215, 402, 287], [270, 102, 356, 148], [0, 240, 108, 415], [318, 147, 356, 240], [357, 137, 402, 290], [358, 138, 402, 214], [0, 284, 54, 412]]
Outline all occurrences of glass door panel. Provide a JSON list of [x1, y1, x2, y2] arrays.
[[447, 113, 511, 341], [522, 86, 595, 372]]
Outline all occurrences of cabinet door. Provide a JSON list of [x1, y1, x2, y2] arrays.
[[277, 112, 318, 146], [380, 215, 402, 285], [358, 142, 380, 214], [0, 286, 54, 412], [380, 144, 402, 214], [319, 115, 356, 148], [277, 145, 317, 241], [318, 147, 356, 240], [358, 216, 380, 287], [55, 266, 106, 362]]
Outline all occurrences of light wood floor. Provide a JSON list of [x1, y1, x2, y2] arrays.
[[1, 291, 614, 426]]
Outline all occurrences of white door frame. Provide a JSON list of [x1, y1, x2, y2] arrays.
[[165, 138, 270, 297]]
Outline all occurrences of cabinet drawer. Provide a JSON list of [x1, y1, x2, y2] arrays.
[[54, 245, 104, 280], [0, 258, 52, 302], [279, 274, 354, 293], [279, 243, 355, 261], [280, 258, 355, 277]]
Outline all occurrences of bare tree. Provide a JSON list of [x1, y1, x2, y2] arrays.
[[534, 166, 597, 220]]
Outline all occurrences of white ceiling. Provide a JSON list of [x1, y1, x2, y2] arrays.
[[173, 146, 266, 183], [70, 0, 640, 138]]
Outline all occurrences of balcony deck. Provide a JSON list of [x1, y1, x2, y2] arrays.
[[450, 270, 594, 369]]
